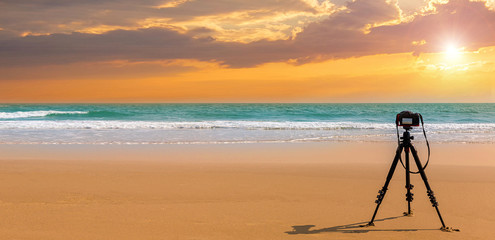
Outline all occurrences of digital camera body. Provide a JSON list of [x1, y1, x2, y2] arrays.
[[396, 111, 421, 127]]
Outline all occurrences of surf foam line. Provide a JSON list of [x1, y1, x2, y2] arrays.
[[0, 120, 392, 130], [0, 111, 88, 119], [0, 120, 494, 131]]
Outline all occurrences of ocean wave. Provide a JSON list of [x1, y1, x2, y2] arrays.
[[0, 120, 494, 131], [0, 110, 88, 119]]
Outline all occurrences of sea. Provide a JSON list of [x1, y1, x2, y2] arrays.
[[0, 103, 494, 144]]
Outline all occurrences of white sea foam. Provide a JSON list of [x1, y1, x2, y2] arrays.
[[1, 120, 494, 144], [0, 111, 88, 119], [0, 120, 391, 130], [0, 120, 494, 131]]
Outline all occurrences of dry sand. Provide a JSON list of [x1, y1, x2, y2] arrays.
[[0, 142, 494, 239]]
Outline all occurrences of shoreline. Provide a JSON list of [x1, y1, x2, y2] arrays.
[[1, 141, 494, 165]]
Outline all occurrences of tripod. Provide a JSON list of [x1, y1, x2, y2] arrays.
[[364, 127, 455, 231]]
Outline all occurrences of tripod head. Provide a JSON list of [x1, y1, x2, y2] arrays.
[[400, 128, 414, 142]]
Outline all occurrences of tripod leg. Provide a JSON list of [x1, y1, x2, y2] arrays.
[[404, 147, 414, 216], [366, 145, 403, 226], [409, 145, 446, 229]]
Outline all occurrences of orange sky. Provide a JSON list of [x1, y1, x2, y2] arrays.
[[0, 0, 494, 102]]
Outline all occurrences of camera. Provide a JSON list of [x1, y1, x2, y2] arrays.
[[396, 111, 420, 127]]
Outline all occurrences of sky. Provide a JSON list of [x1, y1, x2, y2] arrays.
[[0, 0, 494, 102]]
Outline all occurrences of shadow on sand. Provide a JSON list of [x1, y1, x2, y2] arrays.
[[286, 216, 440, 234]]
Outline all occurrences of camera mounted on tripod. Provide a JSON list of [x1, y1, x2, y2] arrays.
[[363, 110, 459, 232], [396, 111, 421, 129]]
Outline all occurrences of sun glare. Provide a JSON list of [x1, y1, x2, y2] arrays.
[[444, 44, 462, 59]]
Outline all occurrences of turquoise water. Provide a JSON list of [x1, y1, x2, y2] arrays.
[[0, 103, 494, 144]]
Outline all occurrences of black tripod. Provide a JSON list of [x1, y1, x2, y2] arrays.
[[364, 127, 455, 231]]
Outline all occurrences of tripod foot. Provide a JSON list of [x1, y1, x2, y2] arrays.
[[440, 226, 460, 232], [402, 211, 414, 217], [359, 222, 375, 228]]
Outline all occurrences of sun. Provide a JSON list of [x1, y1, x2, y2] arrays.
[[444, 44, 462, 59]]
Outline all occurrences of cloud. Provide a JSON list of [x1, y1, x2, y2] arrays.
[[370, 0, 495, 54], [0, 0, 337, 43], [155, 0, 318, 21], [1, 0, 495, 68], [0, 0, 327, 35]]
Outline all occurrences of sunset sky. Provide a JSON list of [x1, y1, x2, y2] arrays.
[[1, 0, 494, 102]]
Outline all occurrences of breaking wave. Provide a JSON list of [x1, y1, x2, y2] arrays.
[[0, 110, 88, 119]]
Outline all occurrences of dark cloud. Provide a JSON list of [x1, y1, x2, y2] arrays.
[[0, 28, 18, 41], [1, 0, 495, 68], [0, 0, 161, 36], [156, 0, 316, 21], [0, 0, 319, 37], [292, 0, 401, 58]]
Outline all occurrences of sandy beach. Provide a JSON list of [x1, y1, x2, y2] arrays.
[[0, 142, 494, 239], [2, 0, 495, 239]]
